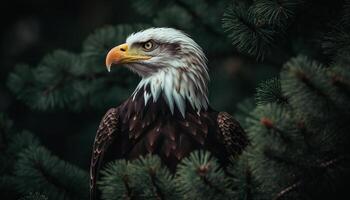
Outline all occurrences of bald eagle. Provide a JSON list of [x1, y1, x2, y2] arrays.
[[90, 27, 248, 199]]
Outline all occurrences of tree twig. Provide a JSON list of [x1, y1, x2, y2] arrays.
[[273, 181, 302, 200], [273, 157, 342, 200]]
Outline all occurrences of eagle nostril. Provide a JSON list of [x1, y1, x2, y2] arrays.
[[120, 47, 126, 52]]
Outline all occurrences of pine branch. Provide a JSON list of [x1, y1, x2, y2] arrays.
[[198, 166, 227, 195], [263, 148, 304, 169], [176, 151, 232, 200], [222, 1, 277, 59], [247, 103, 301, 149], [222, 0, 303, 60], [252, 0, 303, 26], [149, 169, 165, 200], [98, 160, 134, 200], [8, 25, 148, 111], [130, 155, 178, 200], [256, 78, 288, 105], [227, 148, 267, 200], [281, 55, 337, 121], [122, 175, 134, 200], [260, 117, 291, 144], [14, 146, 89, 200]]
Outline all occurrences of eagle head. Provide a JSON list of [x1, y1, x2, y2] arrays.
[[105, 27, 209, 117]]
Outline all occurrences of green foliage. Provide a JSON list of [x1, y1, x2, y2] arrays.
[[252, 0, 302, 26], [0, 115, 29, 199], [227, 149, 266, 200], [154, 5, 194, 29], [255, 77, 286, 105], [0, 114, 40, 176], [99, 151, 231, 200], [239, 54, 350, 199], [247, 103, 300, 148], [7, 64, 37, 108], [131, 0, 166, 18], [175, 151, 232, 200], [281, 56, 336, 121], [98, 160, 130, 200], [129, 155, 179, 200], [6, 130, 41, 158], [322, 1, 350, 58], [245, 103, 304, 199], [14, 146, 89, 200], [222, 2, 276, 59], [99, 155, 178, 200], [7, 51, 87, 111], [343, 0, 350, 26], [222, 0, 303, 59], [328, 61, 350, 113], [7, 24, 146, 111], [1, 114, 89, 200], [18, 51, 85, 110], [322, 26, 350, 58]]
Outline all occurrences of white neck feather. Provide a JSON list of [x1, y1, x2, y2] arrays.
[[132, 67, 209, 118], [127, 28, 210, 117]]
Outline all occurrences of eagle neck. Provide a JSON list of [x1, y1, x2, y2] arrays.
[[132, 67, 209, 117]]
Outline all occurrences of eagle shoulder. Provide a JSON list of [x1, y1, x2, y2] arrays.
[[217, 111, 248, 157], [90, 107, 119, 200]]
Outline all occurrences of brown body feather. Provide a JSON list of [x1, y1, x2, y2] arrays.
[[90, 88, 248, 199]]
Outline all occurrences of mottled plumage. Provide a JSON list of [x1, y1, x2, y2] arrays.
[[90, 28, 248, 200]]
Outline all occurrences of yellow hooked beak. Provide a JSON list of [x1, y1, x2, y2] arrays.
[[105, 43, 151, 72]]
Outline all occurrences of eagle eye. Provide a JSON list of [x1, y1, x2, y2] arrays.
[[142, 40, 155, 51]]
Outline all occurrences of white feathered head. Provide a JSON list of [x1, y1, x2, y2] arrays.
[[106, 28, 209, 117]]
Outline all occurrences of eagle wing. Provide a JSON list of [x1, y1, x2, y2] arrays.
[[90, 108, 119, 200], [217, 112, 248, 157]]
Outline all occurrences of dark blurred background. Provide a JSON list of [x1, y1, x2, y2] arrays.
[[2, 1, 350, 199]]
